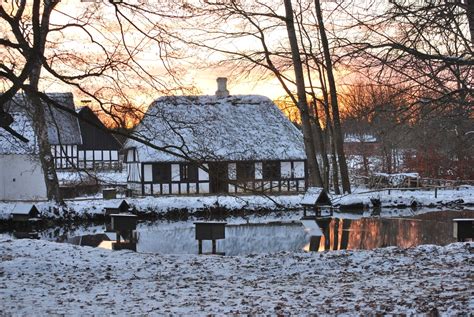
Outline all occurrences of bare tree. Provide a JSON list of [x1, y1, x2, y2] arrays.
[[314, 0, 351, 193], [284, 0, 323, 187], [334, 1, 473, 116], [0, 0, 187, 202]]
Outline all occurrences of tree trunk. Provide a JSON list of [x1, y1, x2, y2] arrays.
[[314, 0, 351, 193], [26, 65, 63, 203], [329, 131, 341, 194], [466, 0, 474, 44], [310, 100, 330, 190], [284, 0, 323, 187], [317, 64, 341, 194], [23, 0, 63, 203]]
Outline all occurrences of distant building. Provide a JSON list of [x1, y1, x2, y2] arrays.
[[124, 78, 307, 196], [76, 106, 122, 170], [3, 93, 82, 170], [343, 133, 379, 156], [0, 93, 124, 200]]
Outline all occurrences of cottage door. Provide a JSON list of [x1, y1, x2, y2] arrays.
[[209, 162, 228, 194]]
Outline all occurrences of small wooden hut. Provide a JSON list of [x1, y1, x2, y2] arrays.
[[301, 187, 332, 217], [10, 204, 40, 222]]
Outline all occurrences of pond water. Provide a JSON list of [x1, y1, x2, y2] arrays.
[[5, 209, 473, 256]]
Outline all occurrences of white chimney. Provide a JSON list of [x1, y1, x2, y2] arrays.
[[215, 77, 229, 97]]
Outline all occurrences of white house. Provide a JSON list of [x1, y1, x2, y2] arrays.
[[0, 108, 47, 200], [124, 78, 307, 196], [3, 93, 83, 170]]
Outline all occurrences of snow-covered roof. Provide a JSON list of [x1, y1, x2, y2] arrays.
[[2, 93, 82, 148], [10, 203, 39, 215], [301, 187, 332, 206], [344, 134, 377, 143], [374, 172, 419, 178], [0, 111, 37, 155], [125, 95, 306, 162]]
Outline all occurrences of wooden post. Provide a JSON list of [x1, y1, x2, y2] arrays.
[[324, 223, 331, 251], [116, 232, 120, 244], [198, 240, 203, 255], [309, 236, 322, 251], [212, 240, 216, 254], [340, 219, 351, 250], [303, 207, 307, 217], [435, 187, 438, 198], [333, 219, 339, 251]]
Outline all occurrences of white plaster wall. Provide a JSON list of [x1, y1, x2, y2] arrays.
[[171, 164, 180, 181], [294, 161, 305, 178], [0, 154, 47, 201], [228, 163, 236, 180], [255, 162, 263, 179], [281, 162, 292, 178], [127, 163, 141, 182], [198, 164, 209, 181], [143, 164, 153, 182]]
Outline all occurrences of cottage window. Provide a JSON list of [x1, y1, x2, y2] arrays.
[[152, 163, 171, 182], [263, 161, 281, 180], [180, 163, 198, 182], [125, 149, 137, 163], [236, 162, 255, 181]]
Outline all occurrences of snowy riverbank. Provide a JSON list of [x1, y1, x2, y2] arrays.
[[0, 237, 472, 315], [1, 185, 473, 220], [0, 194, 303, 220], [335, 185, 474, 209]]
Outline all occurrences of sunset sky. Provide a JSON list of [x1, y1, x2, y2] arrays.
[[1, 0, 384, 112]]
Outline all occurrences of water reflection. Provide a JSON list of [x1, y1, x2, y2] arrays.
[[310, 210, 472, 251], [6, 209, 472, 255], [137, 221, 307, 256]]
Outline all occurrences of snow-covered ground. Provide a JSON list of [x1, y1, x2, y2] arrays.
[[334, 185, 474, 208], [1, 185, 473, 220], [0, 236, 471, 315]]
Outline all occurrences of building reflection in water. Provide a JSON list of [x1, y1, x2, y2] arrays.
[[310, 211, 462, 252]]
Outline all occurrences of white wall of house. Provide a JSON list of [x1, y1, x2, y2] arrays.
[[127, 163, 141, 182], [0, 154, 47, 201]]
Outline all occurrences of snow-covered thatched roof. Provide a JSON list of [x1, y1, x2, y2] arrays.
[[125, 95, 306, 162], [0, 92, 82, 154]]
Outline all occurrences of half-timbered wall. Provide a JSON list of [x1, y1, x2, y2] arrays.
[[126, 148, 141, 185], [228, 160, 306, 193], [128, 159, 307, 196], [77, 149, 120, 170], [52, 145, 121, 170], [140, 162, 210, 195], [51, 145, 77, 169]]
